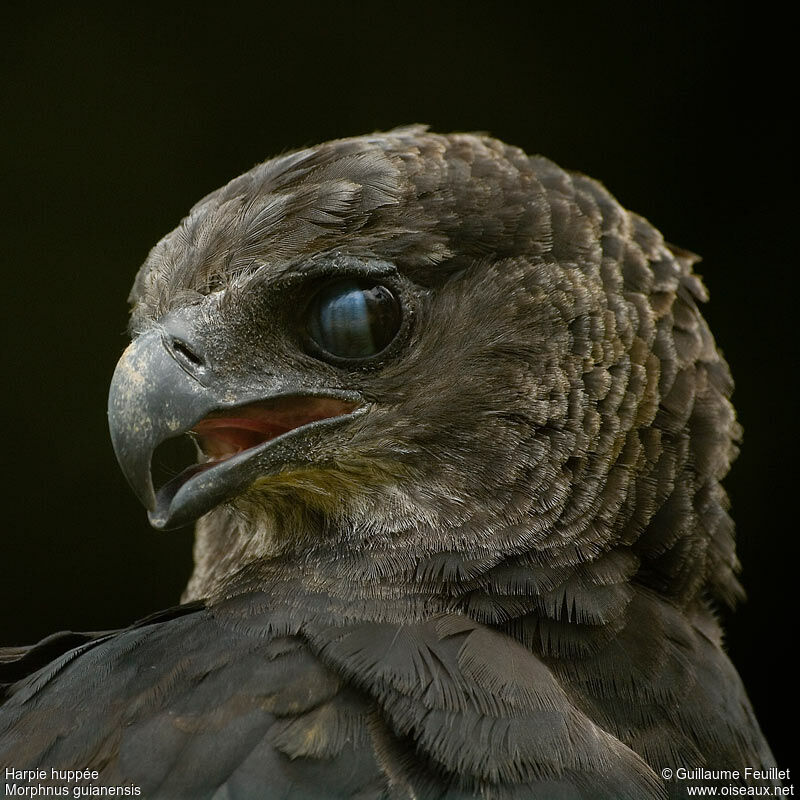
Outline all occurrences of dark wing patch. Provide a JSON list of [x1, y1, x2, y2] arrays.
[[306, 613, 665, 799], [0, 603, 205, 698], [0, 602, 386, 800], [0, 631, 111, 690], [1, 592, 670, 799]]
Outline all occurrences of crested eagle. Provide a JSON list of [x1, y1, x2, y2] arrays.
[[0, 128, 777, 799]]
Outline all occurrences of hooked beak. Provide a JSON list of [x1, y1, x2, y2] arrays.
[[107, 328, 363, 530]]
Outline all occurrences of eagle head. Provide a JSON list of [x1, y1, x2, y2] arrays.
[[108, 127, 740, 611]]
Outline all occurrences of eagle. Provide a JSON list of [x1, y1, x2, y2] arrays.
[[0, 128, 777, 798]]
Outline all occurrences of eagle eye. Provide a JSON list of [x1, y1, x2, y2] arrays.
[[307, 280, 402, 361]]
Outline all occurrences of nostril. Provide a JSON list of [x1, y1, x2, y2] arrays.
[[171, 338, 204, 368]]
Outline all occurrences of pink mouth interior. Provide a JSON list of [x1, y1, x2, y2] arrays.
[[191, 396, 359, 463]]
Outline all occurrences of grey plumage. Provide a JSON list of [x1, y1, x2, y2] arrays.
[[0, 127, 777, 798]]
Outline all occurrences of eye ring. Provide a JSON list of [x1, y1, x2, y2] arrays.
[[305, 279, 404, 363]]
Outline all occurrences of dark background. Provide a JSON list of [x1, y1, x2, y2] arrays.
[[2, 3, 794, 771]]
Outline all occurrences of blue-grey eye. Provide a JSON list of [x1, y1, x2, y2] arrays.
[[307, 281, 402, 360]]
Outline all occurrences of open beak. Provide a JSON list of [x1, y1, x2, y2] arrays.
[[107, 328, 363, 530]]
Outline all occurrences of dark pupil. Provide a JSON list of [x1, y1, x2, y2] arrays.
[[308, 281, 401, 359]]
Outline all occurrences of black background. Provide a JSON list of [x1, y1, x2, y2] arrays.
[[2, 3, 795, 771]]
